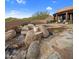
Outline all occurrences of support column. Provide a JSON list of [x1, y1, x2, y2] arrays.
[[56, 14, 58, 22], [64, 12, 69, 24], [60, 15, 63, 22], [66, 12, 68, 22], [70, 14, 73, 23], [70, 14, 72, 20], [58, 16, 61, 23], [66, 12, 68, 21]]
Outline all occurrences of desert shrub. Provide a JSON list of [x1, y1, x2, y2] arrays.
[[32, 11, 49, 20]]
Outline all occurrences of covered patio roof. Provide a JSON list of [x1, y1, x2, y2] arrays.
[[53, 6, 73, 16]]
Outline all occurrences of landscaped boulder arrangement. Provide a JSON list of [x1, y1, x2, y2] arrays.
[[26, 41, 40, 59], [5, 30, 16, 41], [39, 25, 49, 38], [24, 30, 37, 48], [5, 24, 72, 59]]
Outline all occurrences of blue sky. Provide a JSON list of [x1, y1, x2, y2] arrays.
[[5, 0, 73, 18]]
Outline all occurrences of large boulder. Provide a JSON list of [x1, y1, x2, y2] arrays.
[[17, 35, 25, 44], [33, 26, 39, 32], [5, 30, 16, 41], [27, 24, 35, 29], [21, 24, 35, 35], [15, 35, 25, 47], [39, 25, 49, 38], [35, 32, 43, 41], [26, 41, 40, 59], [21, 25, 29, 35], [24, 30, 37, 48]]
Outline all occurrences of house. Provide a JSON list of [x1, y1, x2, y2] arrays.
[[53, 6, 73, 23]]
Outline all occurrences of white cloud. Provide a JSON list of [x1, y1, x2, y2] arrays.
[[46, 6, 52, 11], [9, 10, 19, 16], [6, 10, 20, 18], [5, 10, 32, 18], [52, 0, 56, 3], [16, 0, 26, 4]]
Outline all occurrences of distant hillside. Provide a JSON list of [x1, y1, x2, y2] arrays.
[[5, 11, 53, 31], [5, 11, 50, 22]]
